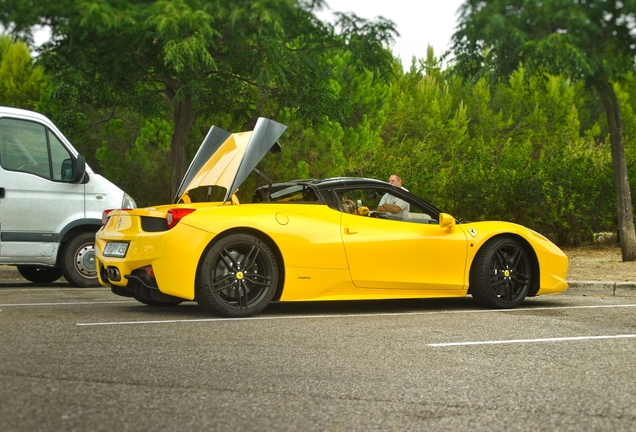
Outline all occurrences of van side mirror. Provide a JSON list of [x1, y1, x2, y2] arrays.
[[72, 154, 86, 183], [439, 212, 456, 233], [61, 158, 73, 181]]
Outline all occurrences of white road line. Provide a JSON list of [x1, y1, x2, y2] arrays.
[[428, 334, 636, 347], [0, 288, 109, 292], [75, 303, 636, 327], [0, 301, 132, 307]]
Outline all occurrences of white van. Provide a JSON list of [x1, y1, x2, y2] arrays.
[[0, 106, 136, 286]]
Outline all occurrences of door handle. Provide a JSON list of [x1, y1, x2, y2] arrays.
[[344, 227, 358, 235], [0, 187, 4, 198]]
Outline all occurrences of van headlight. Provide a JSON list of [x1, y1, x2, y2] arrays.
[[122, 193, 137, 209]]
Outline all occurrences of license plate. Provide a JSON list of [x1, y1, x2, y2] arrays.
[[103, 242, 129, 258]]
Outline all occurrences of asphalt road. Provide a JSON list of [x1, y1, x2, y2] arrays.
[[1, 280, 635, 432]]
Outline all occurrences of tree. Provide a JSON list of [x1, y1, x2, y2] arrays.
[[452, 0, 636, 261], [1, 0, 396, 198], [0, 34, 48, 109]]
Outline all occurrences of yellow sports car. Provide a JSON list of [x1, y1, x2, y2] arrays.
[[96, 118, 568, 317]]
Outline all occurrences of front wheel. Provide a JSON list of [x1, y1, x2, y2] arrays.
[[17, 265, 63, 284], [59, 232, 100, 287], [469, 237, 532, 309], [196, 234, 279, 317]]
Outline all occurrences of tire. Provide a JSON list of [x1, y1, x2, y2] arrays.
[[469, 236, 532, 309], [59, 231, 100, 287], [196, 233, 279, 317], [17, 265, 63, 284]]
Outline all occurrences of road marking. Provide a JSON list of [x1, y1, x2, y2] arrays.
[[0, 287, 109, 292], [0, 301, 132, 307], [75, 303, 636, 326], [428, 334, 636, 347]]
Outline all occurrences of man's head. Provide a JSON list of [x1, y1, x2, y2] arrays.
[[388, 174, 402, 187]]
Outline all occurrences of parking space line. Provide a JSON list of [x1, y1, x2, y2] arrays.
[[0, 288, 109, 292], [0, 300, 132, 307], [428, 334, 636, 347], [75, 303, 636, 326]]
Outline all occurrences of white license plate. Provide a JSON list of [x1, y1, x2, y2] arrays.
[[103, 242, 129, 258]]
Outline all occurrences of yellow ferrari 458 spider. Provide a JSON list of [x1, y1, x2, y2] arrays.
[[96, 118, 568, 317]]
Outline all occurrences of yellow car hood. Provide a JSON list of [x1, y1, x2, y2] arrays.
[[173, 118, 287, 203]]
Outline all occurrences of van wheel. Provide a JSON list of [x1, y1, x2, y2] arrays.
[[59, 232, 100, 287], [17, 265, 63, 284]]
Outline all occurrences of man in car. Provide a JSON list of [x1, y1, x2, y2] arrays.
[[377, 174, 410, 218]]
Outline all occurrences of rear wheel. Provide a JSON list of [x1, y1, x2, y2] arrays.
[[17, 265, 63, 283], [469, 237, 532, 309], [59, 232, 100, 287], [196, 233, 278, 317]]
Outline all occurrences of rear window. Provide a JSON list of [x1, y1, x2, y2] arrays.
[[253, 184, 320, 203]]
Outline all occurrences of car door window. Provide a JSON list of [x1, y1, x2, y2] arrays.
[[0, 118, 72, 181], [335, 187, 434, 223]]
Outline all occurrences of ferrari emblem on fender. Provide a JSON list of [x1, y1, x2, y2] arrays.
[[468, 228, 477, 237], [116, 217, 122, 229]]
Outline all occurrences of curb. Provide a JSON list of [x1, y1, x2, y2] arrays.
[[2, 266, 635, 295], [563, 281, 636, 296]]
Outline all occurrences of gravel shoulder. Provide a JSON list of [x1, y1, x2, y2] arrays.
[[564, 244, 636, 282]]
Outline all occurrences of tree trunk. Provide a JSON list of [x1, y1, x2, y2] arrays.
[[597, 83, 636, 261], [170, 97, 195, 201]]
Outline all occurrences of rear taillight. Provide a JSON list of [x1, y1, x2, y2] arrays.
[[166, 208, 196, 229], [102, 209, 114, 226]]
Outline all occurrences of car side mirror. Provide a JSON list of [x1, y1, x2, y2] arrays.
[[72, 154, 86, 183], [439, 213, 456, 233]]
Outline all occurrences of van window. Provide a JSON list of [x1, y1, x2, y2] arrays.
[[0, 117, 73, 181]]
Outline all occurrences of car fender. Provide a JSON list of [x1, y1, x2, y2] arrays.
[[458, 222, 567, 294]]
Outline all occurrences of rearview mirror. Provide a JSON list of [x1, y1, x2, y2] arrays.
[[72, 154, 86, 184], [439, 213, 456, 233]]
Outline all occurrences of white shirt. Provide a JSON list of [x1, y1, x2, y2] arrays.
[[379, 193, 410, 219]]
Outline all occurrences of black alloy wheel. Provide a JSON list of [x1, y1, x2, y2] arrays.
[[470, 236, 532, 309], [196, 233, 278, 318]]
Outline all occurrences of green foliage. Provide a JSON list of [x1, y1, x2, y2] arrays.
[[0, 34, 48, 109], [242, 47, 629, 246], [1, 0, 398, 197], [451, 0, 636, 257], [452, 0, 636, 86], [95, 114, 173, 206], [3, 3, 634, 247], [361, 52, 621, 245], [254, 52, 391, 184]]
